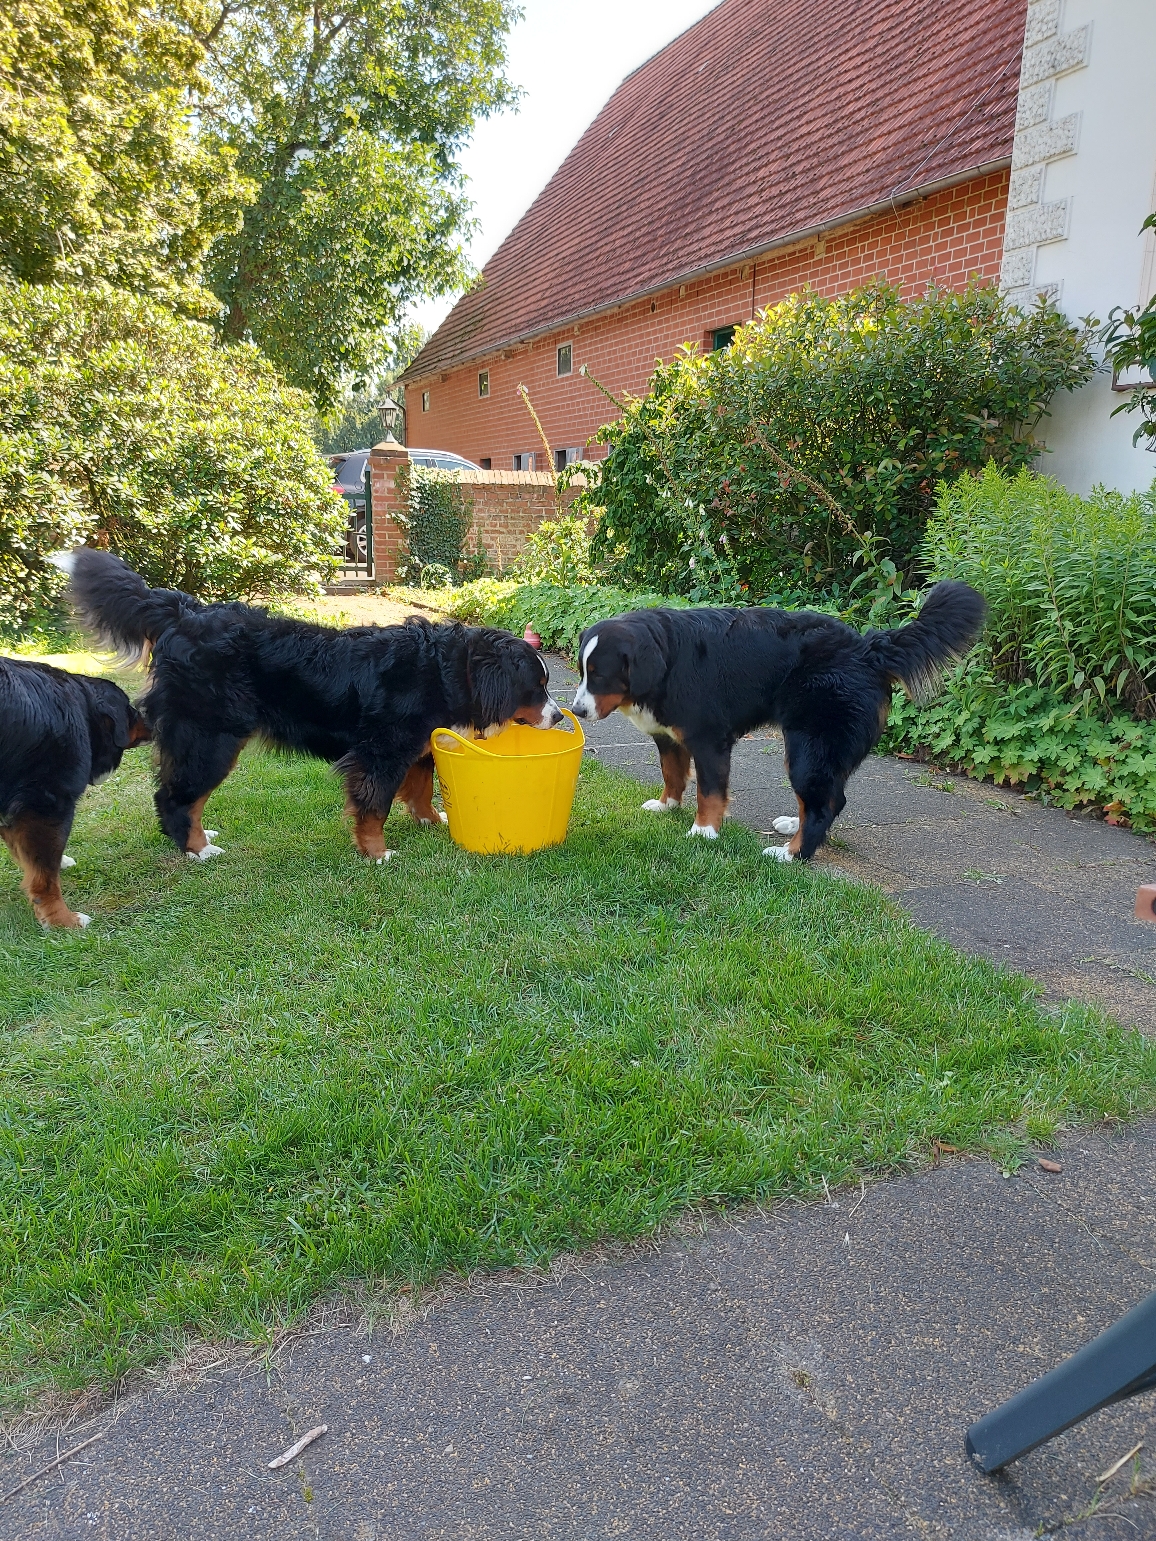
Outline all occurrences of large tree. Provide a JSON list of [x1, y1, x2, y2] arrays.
[[0, 0, 250, 308], [197, 0, 519, 408]]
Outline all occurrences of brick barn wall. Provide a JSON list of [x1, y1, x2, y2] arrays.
[[367, 447, 582, 583], [403, 169, 1010, 472]]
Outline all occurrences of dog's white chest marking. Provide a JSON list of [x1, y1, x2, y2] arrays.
[[621, 701, 664, 736]]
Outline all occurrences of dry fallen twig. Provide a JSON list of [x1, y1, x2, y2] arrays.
[[1, 1430, 105, 1502], [1098, 1440, 1144, 1486], [268, 1425, 327, 1469]]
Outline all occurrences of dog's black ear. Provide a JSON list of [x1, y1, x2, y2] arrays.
[[87, 679, 134, 750], [626, 634, 667, 700], [466, 634, 517, 727]]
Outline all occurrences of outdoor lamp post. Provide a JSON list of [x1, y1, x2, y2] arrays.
[[376, 395, 403, 444]]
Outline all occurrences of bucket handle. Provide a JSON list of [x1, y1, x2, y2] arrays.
[[432, 708, 584, 755]]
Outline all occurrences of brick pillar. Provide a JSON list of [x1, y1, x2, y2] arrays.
[[367, 442, 409, 583]]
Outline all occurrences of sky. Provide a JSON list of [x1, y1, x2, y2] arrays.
[[407, 0, 719, 338]]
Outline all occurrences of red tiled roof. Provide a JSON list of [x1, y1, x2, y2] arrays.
[[404, 0, 1025, 381]]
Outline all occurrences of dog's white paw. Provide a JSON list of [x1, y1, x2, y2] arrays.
[[187, 843, 224, 861], [76, 912, 92, 927], [59, 854, 76, 869], [763, 844, 794, 862], [375, 850, 396, 865], [642, 797, 680, 812], [772, 816, 800, 836], [203, 829, 218, 841], [438, 810, 449, 824], [687, 822, 719, 839]]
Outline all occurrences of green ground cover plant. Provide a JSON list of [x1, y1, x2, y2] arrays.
[[582, 281, 1094, 603], [3, 647, 1156, 1409], [882, 666, 1156, 832]]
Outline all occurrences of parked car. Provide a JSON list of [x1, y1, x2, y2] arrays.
[[329, 450, 371, 563], [407, 449, 481, 473], [329, 447, 482, 564]]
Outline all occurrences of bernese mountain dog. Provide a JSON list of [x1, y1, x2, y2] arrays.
[[1, 658, 151, 927], [570, 582, 986, 861], [54, 548, 562, 863]]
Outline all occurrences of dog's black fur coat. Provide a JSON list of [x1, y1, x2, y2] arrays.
[[572, 581, 987, 860], [0, 657, 150, 924], [60, 548, 556, 856]]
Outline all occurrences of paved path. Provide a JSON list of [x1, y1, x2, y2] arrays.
[[6, 654, 1156, 1540], [545, 656, 1156, 1031], [4, 1124, 1156, 1539]]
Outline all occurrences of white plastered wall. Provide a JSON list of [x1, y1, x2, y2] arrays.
[[1001, 0, 1156, 494]]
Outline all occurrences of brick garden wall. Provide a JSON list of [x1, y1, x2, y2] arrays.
[[402, 169, 1010, 473], [367, 447, 582, 583]]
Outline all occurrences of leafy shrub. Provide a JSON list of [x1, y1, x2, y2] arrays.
[[0, 279, 345, 631], [882, 663, 1156, 832], [584, 282, 1095, 601], [393, 465, 488, 587], [510, 514, 600, 586], [1101, 211, 1156, 451], [925, 464, 1156, 718], [439, 579, 693, 656]]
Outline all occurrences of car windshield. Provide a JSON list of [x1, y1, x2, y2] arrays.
[[408, 449, 480, 472], [333, 451, 369, 488]]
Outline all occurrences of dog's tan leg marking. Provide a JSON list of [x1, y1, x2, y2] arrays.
[[693, 789, 729, 835], [787, 794, 806, 857], [659, 740, 691, 805], [352, 811, 393, 862], [185, 795, 211, 854], [2, 820, 88, 928], [395, 758, 443, 825]]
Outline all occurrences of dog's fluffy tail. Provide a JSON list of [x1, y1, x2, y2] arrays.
[[51, 548, 197, 657], [867, 580, 987, 699]]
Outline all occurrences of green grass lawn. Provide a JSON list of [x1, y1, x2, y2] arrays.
[[3, 671, 1156, 1410]]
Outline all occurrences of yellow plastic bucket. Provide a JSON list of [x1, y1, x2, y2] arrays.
[[430, 709, 585, 854]]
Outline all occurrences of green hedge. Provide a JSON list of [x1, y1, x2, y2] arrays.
[[584, 281, 1095, 601]]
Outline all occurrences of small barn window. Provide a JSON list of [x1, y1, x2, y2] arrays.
[[480, 457, 492, 470], [478, 370, 490, 398], [557, 343, 573, 376], [421, 390, 430, 412], [711, 325, 736, 352], [513, 452, 534, 471]]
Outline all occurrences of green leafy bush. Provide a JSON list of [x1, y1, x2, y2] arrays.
[[393, 465, 488, 588], [510, 514, 601, 586], [1101, 211, 1156, 451], [439, 579, 693, 655], [0, 279, 345, 631], [585, 282, 1095, 602], [883, 664, 1156, 832], [925, 464, 1156, 718]]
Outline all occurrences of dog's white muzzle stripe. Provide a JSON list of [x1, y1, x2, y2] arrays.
[[572, 633, 599, 718]]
